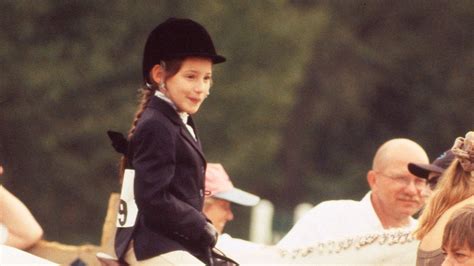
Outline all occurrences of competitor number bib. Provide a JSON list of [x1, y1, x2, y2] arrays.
[[116, 169, 139, 228]]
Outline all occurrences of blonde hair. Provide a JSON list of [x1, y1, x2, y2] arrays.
[[415, 132, 474, 239], [414, 159, 474, 239], [442, 204, 474, 251]]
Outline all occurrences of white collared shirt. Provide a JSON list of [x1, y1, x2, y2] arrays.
[[276, 191, 418, 249]]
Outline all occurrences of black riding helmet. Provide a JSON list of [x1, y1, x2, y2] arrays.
[[142, 17, 226, 83]]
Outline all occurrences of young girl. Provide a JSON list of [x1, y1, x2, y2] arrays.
[[441, 204, 474, 266], [114, 17, 226, 265]]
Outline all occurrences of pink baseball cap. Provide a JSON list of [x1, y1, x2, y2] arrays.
[[205, 163, 260, 206]]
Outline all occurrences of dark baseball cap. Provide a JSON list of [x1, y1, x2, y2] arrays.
[[408, 150, 455, 179]]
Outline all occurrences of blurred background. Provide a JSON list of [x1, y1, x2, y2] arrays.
[[0, 0, 472, 245]]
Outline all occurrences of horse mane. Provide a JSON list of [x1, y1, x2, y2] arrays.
[[277, 228, 415, 259]]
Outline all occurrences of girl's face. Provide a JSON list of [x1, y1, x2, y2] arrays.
[[442, 244, 474, 266], [163, 57, 213, 114]]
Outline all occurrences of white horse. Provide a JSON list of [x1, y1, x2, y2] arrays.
[[217, 228, 418, 265], [0, 244, 57, 265]]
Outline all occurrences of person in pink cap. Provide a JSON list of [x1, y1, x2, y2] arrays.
[[203, 163, 260, 234], [203, 163, 263, 264]]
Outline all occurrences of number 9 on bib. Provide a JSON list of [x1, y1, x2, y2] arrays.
[[116, 169, 138, 228]]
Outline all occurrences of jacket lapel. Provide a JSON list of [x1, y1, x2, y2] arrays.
[[148, 97, 206, 162], [148, 97, 182, 125], [180, 116, 205, 160]]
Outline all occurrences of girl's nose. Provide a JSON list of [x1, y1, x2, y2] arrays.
[[441, 256, 453, 266], [195, 80, 210, 94]]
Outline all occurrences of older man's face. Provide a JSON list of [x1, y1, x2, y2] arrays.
[[373, 160, 427, 220]]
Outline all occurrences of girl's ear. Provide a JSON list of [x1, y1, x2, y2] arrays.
[[150, 64, 164, 84]]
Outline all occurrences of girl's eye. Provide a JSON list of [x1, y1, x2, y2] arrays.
[[186, 75, 196, 79], [204, 76, 212, 81]]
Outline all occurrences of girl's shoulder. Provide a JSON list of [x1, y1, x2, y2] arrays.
[[137, 108, 178, 130], [133, 114, 178, 142]]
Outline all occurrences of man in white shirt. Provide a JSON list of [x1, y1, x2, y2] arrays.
[[277, 138, 430, 249]]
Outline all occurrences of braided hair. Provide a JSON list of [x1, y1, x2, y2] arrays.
[[119, 59, 184, 178]]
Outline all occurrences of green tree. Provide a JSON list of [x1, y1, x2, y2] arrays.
[[278, 0, 473, 214]]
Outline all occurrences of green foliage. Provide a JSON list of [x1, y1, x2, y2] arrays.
[[277, 0, 473, 208], [0, 0, 472, 244]]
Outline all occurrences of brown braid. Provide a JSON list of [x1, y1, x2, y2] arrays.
[[118, 86, 155, 179], [129, 87, 155, 138], [118, 58, 184, 181]]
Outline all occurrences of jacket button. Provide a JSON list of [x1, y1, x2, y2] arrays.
[[199, 189, 204, 197], [201, 166, 205, 174]]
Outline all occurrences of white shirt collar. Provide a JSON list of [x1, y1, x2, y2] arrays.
[[154, 90, 176, 110], [363, 191, 417, 230], [154, 90, 196, 140], [154, 90, 190, 123]]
